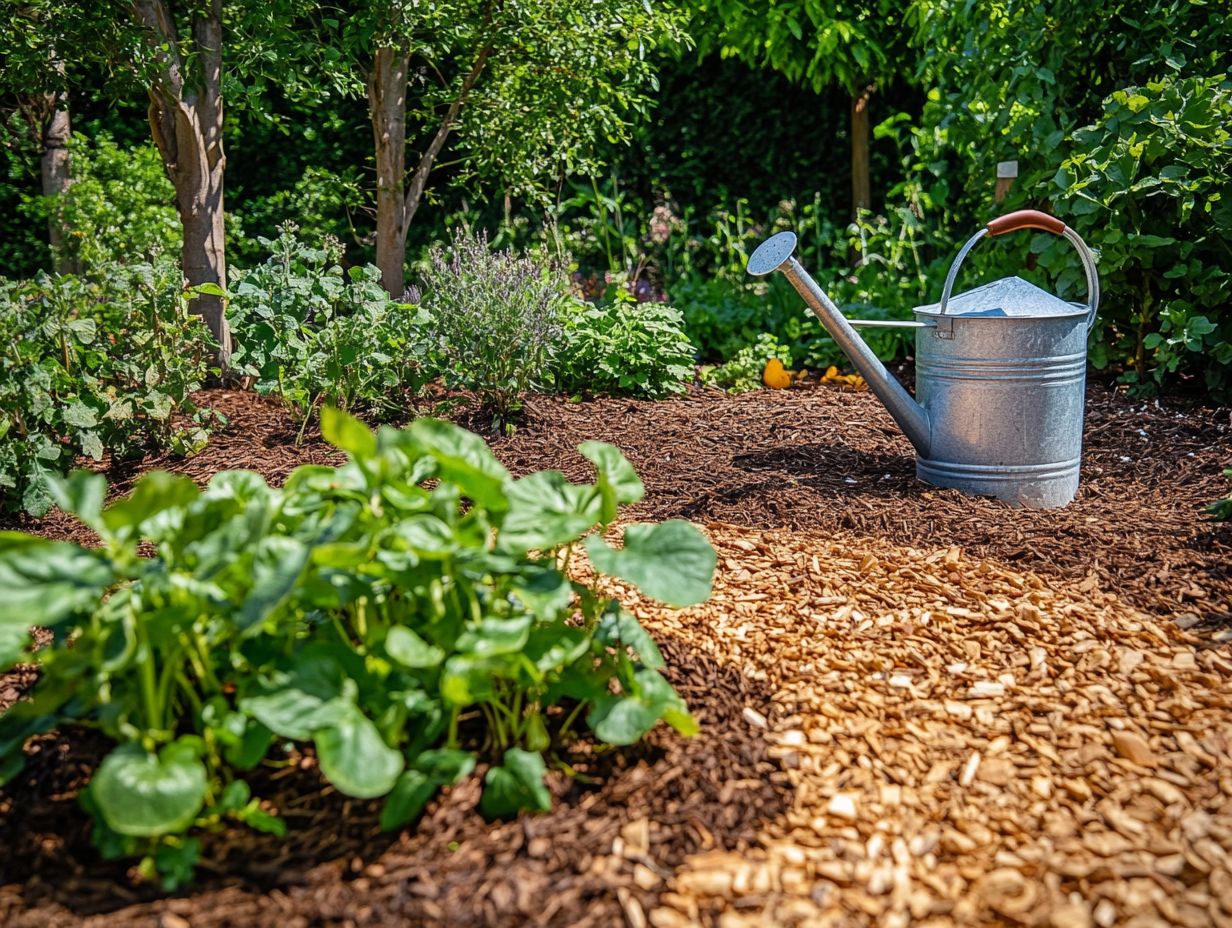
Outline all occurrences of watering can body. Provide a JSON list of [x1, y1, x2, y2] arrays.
[[747, 210, 1100, 509]]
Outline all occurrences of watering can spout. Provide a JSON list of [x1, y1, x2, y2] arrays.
[[747, 231, 931, 456]]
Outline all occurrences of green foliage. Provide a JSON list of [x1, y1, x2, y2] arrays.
[[230, 166, 367, 267], [48, 134, 180, 275], [0, 411, 712, 885], [554, 288, 695, 399], [1210, 470, 1232, 521], [694, 0, 904, 95], [674, 191, 928, 374], [228, 225, 431, 428], [700, 333, 792, 394], [1045, 75, 1232, 395], [0, 263, 216, 515], [416, 229, 567, 429], [907, 0, 1232, 396]]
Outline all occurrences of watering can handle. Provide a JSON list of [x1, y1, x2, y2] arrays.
[[938, 210, 1101, 331]]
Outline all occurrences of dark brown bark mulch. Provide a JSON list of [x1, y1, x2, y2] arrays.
[[11, 382, 1227, 630], [497, 383, 1232, 633]]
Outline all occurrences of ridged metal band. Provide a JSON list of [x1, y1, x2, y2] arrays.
[[917, 456, 1082, 483], [916, 352, 1089, 384]]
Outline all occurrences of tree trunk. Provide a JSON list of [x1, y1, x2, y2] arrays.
[[37, 57, 74, 274], [41, 100, 72, 271], [368, 46, 410, 296], [850, 84, 874, 220], [134, 0, 232, 369], [366, 42, 492, 296]]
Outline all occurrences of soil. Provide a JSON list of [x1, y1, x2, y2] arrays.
[[1, 383, 1229, 927]]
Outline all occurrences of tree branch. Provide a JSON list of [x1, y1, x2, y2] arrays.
[[400, 43, 493, 238]]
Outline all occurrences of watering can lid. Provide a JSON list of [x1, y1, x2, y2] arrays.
[[914, 276, 1087, 319]]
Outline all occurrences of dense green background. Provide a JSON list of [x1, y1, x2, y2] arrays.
[[2, 1, 1230, 397]]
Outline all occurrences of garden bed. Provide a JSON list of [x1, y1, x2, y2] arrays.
[[2, 383, 1230, 926]]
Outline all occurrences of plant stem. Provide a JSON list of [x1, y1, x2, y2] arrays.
[[557, 699, 587, 742], [447, 706, 460, 748]]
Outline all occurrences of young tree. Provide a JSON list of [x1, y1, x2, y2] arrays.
[[690, 0, 906, 219], [130, 0, 231, 363], [315, 0, 684, 295], [0, 5, 76, 272]]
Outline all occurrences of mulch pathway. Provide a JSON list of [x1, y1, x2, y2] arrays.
[[1, 383, 1229, 926], [496, 384, 1232, 636]]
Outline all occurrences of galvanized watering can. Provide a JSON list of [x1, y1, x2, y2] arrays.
[[747, 210, 1100, 509]]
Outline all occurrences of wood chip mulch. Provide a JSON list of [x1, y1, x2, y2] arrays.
[[1, 383, 1229, 927]]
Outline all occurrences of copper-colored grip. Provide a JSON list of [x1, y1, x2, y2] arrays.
[[986, 209, 1066, 237]]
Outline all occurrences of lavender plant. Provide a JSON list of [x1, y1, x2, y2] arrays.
[[417, 230, 567, 430]]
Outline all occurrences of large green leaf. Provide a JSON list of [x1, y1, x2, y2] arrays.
[[585, 520, 715, 607], [579, 441, 644, 524], [101, 471, 199, 537], [407, 419, 510, 512], [239, 653, 353, 740], [510, 567, 574, 621], [384, 626, 446, 669], [596, 606, 665, 670], [480, 748, 552, 818], [455, 614, 532, 657], [379, 748, 476, 831], [45, 470, 106, 531], [238, 536, 310, 631], [499, 471, 601, 552], [321, 406, 377, 459], [313, 703, 404, 798], [89, 741, 208, 837], [440, 654, 503, 705], [0, 625, 30, 671], [387, 515, 455, 560], [524, 624, 591, 675], [587, 668, 697, 745], [0, 533, 114, 627]]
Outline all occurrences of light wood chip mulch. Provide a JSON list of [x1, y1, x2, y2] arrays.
[[613, 523, 1232, 928]]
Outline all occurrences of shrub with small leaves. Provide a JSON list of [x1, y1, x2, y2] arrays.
[[228, 225, 431, 432], [0, 262, 216, 515], [554, 288, 695, 398], [1044, 74, 1232, 397], [47, 133, 181, 274]]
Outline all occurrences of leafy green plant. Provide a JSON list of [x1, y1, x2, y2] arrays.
[[700, 332, 792, 394], [229, 165, 367, 267], [554, 288, 695, 398], [416, 228, 568, 430], [1044, 74, 1232, 396], [0, 262, 216, 515], [45, 133, 181, 275], [0, 408, 714, 886], [228, 225, 431, 435]]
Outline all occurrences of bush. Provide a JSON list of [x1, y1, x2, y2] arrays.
[[228, 225, 430, 431], [1045, 75, 1232, 396], [416, 229, 567, 429], [48, 134, 181, 275], [554, 287, 695, 398], [0, 409, 714, 887], [0, 262, 216, 515], [229, 166, 367, 267]]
